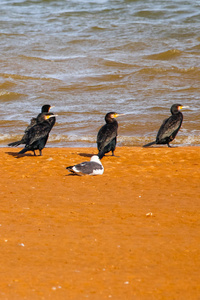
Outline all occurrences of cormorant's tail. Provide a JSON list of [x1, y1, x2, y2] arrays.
[[143, 141, 156, 148], [98, 151, 105, 160], [18, 147, 28, 154], [8, 140, 22, 147]]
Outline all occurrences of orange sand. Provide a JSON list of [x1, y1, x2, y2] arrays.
[[1, 146, 200, 299]]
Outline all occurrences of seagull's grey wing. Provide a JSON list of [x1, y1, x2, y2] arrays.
[[75, 161, 103, 175]]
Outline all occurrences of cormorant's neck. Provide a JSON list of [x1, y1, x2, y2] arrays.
[[171, 110, 182, 116]]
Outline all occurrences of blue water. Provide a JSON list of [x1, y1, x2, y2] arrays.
[[0, 0, 200, 147]]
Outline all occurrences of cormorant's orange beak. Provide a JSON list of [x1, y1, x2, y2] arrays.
[[179, 106, 189, 110], [45, 114, 58, 120], [114, 113, 125, 118]]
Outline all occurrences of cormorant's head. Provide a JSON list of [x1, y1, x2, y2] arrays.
[[170, 104, 189, 115], [105, 112, 124, 122], [41, 105, 54, 113]]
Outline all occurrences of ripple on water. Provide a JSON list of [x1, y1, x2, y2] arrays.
[[0, 0, 200, 147]]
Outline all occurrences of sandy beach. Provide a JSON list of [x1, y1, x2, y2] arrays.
[[0, 146, 200, 299]]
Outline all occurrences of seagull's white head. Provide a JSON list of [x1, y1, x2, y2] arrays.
[[90, 155, 101, 164]]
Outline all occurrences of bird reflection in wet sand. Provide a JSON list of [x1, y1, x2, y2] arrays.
[[66, 155, 104, 176], [143, 104, 189, 148], [8, 104, 53, 148], [17, 112, 57, 156], [97, 112, 124, 159]]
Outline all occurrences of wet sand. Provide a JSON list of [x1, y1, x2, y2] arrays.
[[1, 146, 200, 299]]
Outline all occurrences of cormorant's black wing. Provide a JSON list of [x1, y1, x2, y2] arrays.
[[156, 115, 182, 141], [24, 118, 37, 133], [8, 117, 38, 146], [97, 123, 117, 151], [27, 122, 52, 145]]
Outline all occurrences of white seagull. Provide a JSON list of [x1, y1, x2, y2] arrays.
[[66, 155, 104, 176]]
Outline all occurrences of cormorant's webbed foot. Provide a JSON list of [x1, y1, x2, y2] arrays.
[[112, 151, 119, 157]]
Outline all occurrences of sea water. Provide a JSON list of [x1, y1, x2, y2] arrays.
[[0, 0, 200, 147]]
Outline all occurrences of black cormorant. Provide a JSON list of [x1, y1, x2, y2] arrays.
[[8, 104, 53, 147], [18, 112, 57, 156], [97, 112, 124, 159], [66, 155, 104, 176], [143, 104, 188, 148]]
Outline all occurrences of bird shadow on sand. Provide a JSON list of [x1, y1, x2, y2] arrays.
[[78, 152, 120, 159], [78, 153, 95, 158], [6, 151, 35, 158], [142, 145, 177, 148], [65, 173, 80, 177]]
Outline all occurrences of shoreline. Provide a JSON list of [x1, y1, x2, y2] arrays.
[[1, 143, 200, 148], [1, 146, 200, 299]]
